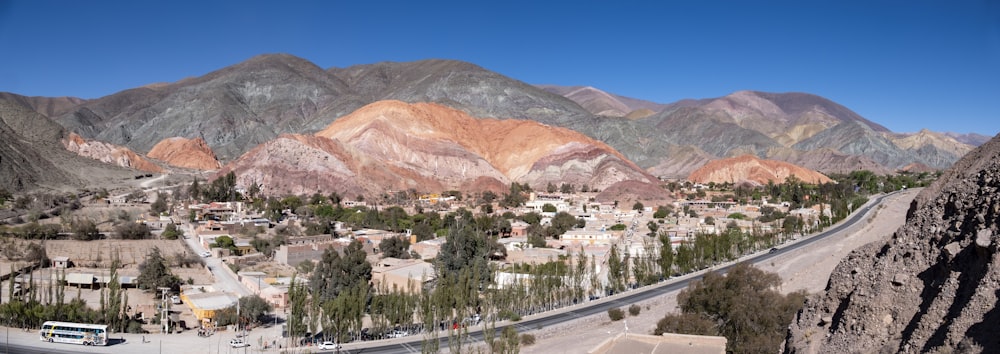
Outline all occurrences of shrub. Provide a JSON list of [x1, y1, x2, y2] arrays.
[[608, 308, 625, 321], [655, 262, 807, 353], [499, 309, 521, 322], [628, 304, 641, 316], [520, 333, 536, 346]]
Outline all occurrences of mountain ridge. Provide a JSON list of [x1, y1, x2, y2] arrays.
[[1, 53, 981, 194], [220, 100, 665, 199]]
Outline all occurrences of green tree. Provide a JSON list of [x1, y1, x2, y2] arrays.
[[237, 295, 273, 325], [549, 212, 577, 236], [633, 201, 645, 211], [541, 203, 557, 213], [71, 218, 102, 241], [310, 241, 372, 302], [188, 178, 201, 201], [492, 325, 520, 354], [658, 233, 675, 277], [212, 235, 235, 251], [287, 276, 308, 343], [607, 244, 625, 294], [136, 247, 181, 291], [647, 221, 659, 237], [160, 223, 183, 240], [203, 172, 241, 202], [655, 263, 807, 353], [436, 220, 501, 282], [114, 222, 150, 240], [380, 235, 411, 259], [653, 205, 672, 219], [150, 192, 168, 215]]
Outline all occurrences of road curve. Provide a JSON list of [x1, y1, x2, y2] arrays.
[[338, 192, 896, 354]]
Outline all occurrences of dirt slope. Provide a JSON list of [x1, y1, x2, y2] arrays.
[[688, 154, 832, 185], [147, 137, 222, 170]]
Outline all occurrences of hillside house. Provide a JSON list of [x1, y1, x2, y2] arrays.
[[238, 271, 290, 308], [274, 238, 373, 267], [523, 193, 568, 212], [371, 257, 436, 294], [410, 238, 444, 260], [180, 285, 239, 323], [509, 221, 530, 237], [561, 228, 618, 245], [52, 256, 70, 269]]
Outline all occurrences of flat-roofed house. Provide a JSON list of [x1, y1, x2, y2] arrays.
[[371, 257, 435, 294]]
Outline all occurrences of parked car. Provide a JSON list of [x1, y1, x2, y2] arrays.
[[200, 251, 212, 257], [769, 247, 779, 254], [386, 329, 409, 338], [229, 339, 250, 348], [170, 295, 181, 304], [463, 314, 481, 326], [318, 341, 341, 350]]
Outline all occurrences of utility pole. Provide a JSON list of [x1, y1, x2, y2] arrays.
[[158, 287, 170, 334]]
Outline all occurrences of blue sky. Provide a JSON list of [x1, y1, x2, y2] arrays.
[[1, 1, 997, 135]]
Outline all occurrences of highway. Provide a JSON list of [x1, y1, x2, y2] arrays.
[[335, 192, 894, 354]]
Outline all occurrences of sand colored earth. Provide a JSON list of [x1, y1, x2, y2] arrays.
[[147, 137, 221, 170], [688, 154, 832, 185]]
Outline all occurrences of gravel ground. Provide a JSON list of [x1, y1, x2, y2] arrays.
[[522, 189, 919, 354]]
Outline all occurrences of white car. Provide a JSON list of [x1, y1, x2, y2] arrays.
[[318, 341, 341, 350], [170, 295, 181, 304], [387, 330, 408, 338], [229, 339, 250, 348], [200, 251, 212, 257]]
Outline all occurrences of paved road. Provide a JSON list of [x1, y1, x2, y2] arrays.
[[179, 224, 252, 297], [336, 192, 895, 354]]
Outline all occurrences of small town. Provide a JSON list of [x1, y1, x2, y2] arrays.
[[0, 169, 928, 353]]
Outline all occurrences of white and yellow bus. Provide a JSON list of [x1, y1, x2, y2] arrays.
[[39, 321, 109, 346]]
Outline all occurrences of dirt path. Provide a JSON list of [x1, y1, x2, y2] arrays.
[[522, 189, 919, 353]]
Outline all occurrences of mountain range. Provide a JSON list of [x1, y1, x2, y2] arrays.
[[216, 100, 664, 199], [0, 53, 988, 196]]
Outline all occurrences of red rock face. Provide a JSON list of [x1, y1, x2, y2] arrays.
[[62, 133, 163, 173], [147, 137, 222, 170], [221, 100, 658, 197], [688, 154, 832, 185]]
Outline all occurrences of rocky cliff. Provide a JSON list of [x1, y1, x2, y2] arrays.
[[63, 133, 163, 173], [688, 155, 832, 185], [147, 137, 222, 170], [785, 133, 1000, 353]]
